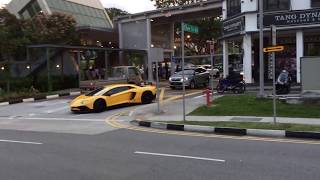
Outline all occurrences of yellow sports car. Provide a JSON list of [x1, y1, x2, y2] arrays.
[[70, 84, 157, 113]]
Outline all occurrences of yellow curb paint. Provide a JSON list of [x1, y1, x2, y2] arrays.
[[159, 88, 165, 105], [106, 111, 320, 145]]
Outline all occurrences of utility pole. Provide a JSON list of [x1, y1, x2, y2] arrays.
[[207, 40, 215, 95], [271, 25, 277, 124], [181, 22, 186, 122], [259, 0, 265, 97]]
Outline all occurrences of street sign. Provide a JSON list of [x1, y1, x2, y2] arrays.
[[263, 46, 284, 53], [183, 23, 199, 34]]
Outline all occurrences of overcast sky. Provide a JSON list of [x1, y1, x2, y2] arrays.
[[0, 0, 156, 13]]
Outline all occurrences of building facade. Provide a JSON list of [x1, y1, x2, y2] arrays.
[[6, 0, 116, 46], [222, 0, 320, 83]]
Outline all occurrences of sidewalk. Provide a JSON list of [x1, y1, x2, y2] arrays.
[[131, 95, 320, 126]]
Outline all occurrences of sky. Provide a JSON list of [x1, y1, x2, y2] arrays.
[[0, 0, 156, 13]]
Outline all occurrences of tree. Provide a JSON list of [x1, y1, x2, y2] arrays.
[[150, 0, 204, 8], [0, 8, 30, 61], [24, 12, 79, 45], [105, 8, 130, 20], [150, 0, 222, 55]]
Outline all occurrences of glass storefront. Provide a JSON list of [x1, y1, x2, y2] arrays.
[[304, 30, 320, 56]]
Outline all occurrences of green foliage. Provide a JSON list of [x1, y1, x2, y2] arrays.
[[0, 9, 30, 61], [0, 9, 80, 62], [183, 17, 222, 55], [151, 0, 204, 8], [105, 8, 130, 20], [150, 0, 222, 55], [190, 95, 320, 118], [24, 12, 79, 45]]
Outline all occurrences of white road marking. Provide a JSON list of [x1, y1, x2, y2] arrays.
[[134, 151, 225, 163], [0, 117, 106, 122], [0, 139, 43, 145], [129, 111, 134, 116], [33, 100, 69, 106], [193, 95, 205, 99], [22, 117, 106, 122], [45, 106, 69, 114]]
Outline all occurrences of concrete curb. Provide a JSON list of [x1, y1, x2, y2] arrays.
[[0, 91, 81, 106], [130, 120, 320, 140]]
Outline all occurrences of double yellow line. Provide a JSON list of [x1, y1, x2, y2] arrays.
[[105, 112, 320, 145], [105, 89, 320, 145]]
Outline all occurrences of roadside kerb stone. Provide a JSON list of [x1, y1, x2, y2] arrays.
[[0, 91, 81, 107], [131, 120, 320, 140], [184, 124, 215, 133], [150, 122, 167, 129], [247, 129, 285, 138]]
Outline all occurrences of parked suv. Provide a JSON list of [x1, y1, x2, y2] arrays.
[[169, 67, 210, 89]]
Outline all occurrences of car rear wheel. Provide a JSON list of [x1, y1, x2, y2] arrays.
[[189, 81, 196, 89], [141, 91, 154, 104], [93, 99, 106, 113], [216, 84, 224, 94]]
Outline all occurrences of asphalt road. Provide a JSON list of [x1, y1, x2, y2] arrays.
[[0, 89, 319, 180], [0, 128, 319, 180]]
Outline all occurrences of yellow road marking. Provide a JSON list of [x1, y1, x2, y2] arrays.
[[105, 111, 320, 145], [159, 88, 165, 105], [165, 91, 202, 102]]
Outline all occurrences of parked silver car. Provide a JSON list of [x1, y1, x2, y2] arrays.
[[169, 68, 210, 89]]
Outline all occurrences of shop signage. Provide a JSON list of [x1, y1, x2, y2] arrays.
[[263, 9, 320, 27], [223, 16, 245, 37], [263, 46, 284, 53]]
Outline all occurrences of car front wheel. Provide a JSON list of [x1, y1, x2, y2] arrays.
[[93, 99, 106, 113], [189, 81, 196, 89], [141, 91, 154, 104]]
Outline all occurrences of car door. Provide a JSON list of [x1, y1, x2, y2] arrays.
[[197, 68, 208, 84], [104, 86, 132, 106], [194, 68, 204, 84]]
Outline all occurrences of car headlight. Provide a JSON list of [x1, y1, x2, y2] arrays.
[[169, 77, 172, 81], [180, 77, 189, 82]]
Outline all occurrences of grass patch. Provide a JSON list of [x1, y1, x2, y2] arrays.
[[164, 121, 320, 132], [190, 95, 320, 118]]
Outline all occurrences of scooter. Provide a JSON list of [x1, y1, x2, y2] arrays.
[[216, 74, 246, 94], [276, 70, 291, 95]]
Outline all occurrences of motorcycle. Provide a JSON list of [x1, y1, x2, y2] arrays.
[[276, 70, 291, 95], [216, 73, 246, 94]]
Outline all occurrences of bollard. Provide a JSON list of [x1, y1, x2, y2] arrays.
[[204, 88, 212, 107]]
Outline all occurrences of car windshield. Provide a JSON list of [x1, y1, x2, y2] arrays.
[[85, 87, 104, 96], [176, 70, 194, 75]]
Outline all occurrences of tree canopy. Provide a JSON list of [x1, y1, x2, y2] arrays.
[[150, 0, 222, 55], [0, 9, 79, 61], [24, 12, 79, 45], [0, 9, 30, 61], [105, 8, 130, 20]]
